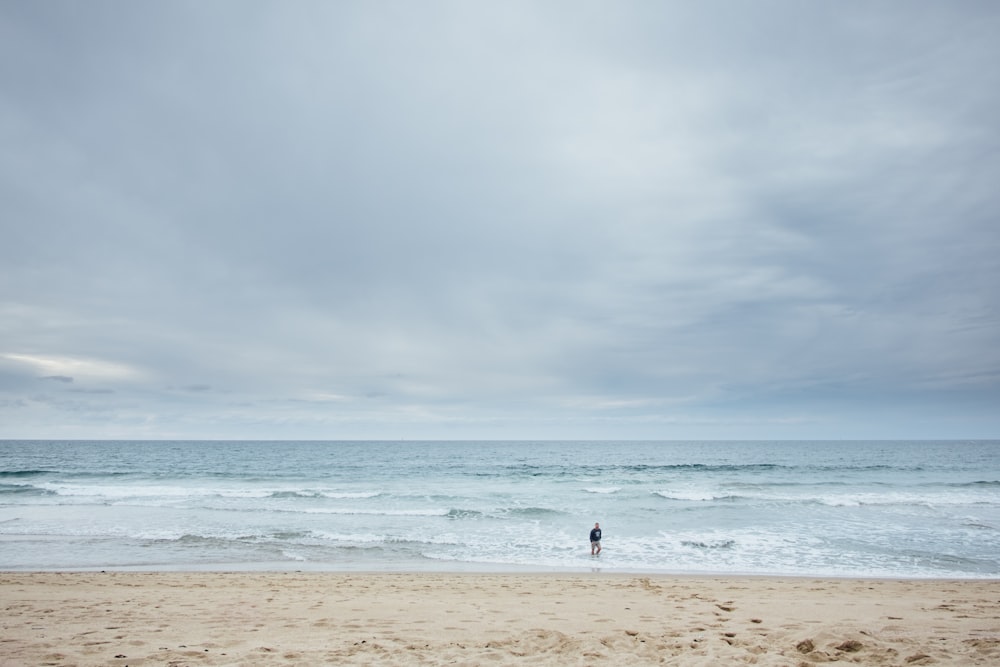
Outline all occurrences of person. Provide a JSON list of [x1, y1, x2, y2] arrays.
[[590, 522, 602, 555]]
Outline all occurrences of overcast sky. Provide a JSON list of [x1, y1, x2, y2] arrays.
[[1, 1, 998, 440]]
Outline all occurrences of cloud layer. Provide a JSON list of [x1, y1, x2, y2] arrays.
[[2, 1, 998, 439]]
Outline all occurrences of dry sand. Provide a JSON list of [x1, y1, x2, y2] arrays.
[[2, 571, 998, 665]]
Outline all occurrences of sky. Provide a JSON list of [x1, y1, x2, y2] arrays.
[[1, 1, 998, 440]]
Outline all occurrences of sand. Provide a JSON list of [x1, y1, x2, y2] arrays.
[[1, 572, 998, 666]]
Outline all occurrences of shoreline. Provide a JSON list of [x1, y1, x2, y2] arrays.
[[3, 571, 998, 665], [5, 564, 1000, 581], [4, 550, 999, 580]]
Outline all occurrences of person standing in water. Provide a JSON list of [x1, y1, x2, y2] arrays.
[[590, 522, 602, 555]]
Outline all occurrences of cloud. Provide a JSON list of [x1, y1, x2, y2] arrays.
[[2, 353, 143, 383], [1, 1, 998, 439]]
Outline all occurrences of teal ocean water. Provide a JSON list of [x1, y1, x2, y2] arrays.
[[1, 440, 998, 577]]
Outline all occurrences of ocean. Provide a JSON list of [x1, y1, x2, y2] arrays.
[[1, 440, 998, 578]]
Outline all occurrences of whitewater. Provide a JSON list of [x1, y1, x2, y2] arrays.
[[1, 440, 998, 577]]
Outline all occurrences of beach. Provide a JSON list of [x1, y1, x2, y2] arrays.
[[2, 572, 998, 665]]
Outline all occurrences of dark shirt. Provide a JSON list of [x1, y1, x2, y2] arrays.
[[590, 528, 601, 542]]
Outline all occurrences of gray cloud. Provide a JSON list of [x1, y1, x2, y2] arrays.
[[1, 1, 998, 439]]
